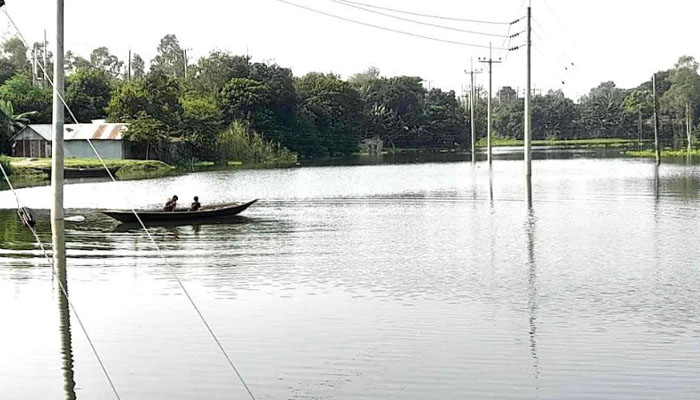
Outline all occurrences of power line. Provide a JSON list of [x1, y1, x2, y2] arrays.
[[326, 0, 513, 39], [335, 0, 516, 25], [271, 0, 509, 50]]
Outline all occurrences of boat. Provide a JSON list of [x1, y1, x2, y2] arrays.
[[102, 199, 258, 223]]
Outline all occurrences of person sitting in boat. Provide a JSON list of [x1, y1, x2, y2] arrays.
[[163, 195, 178, 211], [190, 196, 201, 211]]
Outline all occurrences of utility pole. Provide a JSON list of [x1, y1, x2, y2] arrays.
[[128, 49, 131, 81], [524, 4, 532, 177], [652, 73, 661, 165], [32, 47, 37, 86], [479, 42, 502, 164], [466, 59, 482, 163], [43, 29, 47, 88], [183, 49, 188, 79]]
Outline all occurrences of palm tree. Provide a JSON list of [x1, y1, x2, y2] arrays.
[[0, 100, 37, 154]]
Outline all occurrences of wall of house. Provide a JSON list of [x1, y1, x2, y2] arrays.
[[65, 141, 124, 159], [12, 130, 51, 158]]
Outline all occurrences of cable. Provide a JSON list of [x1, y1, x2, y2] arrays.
[[271, 0, 509, 50], [334, 0, 514, 25], [0, 161, 122, 400], [326, 0, 512, 39], [1, 8, 258, 400]]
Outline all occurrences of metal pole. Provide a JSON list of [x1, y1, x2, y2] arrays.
[[652, 73, 661, 165], [51, 0, 65, 266], [480, 43, 501, 165], [470, 59, 476, 163], [43, 29, 48, 88], [183, 49, 188, 79], [524, 5, 532, 177], [32, 47, 37, 86], [128, 49, 131, 81]]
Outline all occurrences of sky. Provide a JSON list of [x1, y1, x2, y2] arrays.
[[1, 0, 699, 100]]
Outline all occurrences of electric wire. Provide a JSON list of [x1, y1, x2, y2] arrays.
[[326, 0, 513, 39], [333, 0, 515, 25], [272, 0, 509, 50], [1, 8, 258, 400]]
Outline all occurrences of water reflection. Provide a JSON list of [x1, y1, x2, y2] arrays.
[[525, 202, 539, 382], [58, 263, 77, 400]]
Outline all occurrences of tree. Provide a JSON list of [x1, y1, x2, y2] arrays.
[[423, 89, 467, 148], [31, 41, 53, 85], [0, 74, 51, 123], [188, 51, 250, 95], [578, 81, 628, 138], [0, 58, 17, 85], [220, 78, 273, 127], [662, 56, 700, 150], [181, 95, 223, 160], [65, 50, 92, 73], [295, 72, 363, 156], [348, 66, 380, 88], [2, 37, 30, 74], [0, 100, 37, 153], [131, 53, 145, 80], [90, 46, 123, 77], [532, 90, 578, 140], [66, 68, 112, 123], [622, 89, 653, 142], [151, 34, 185, 78]]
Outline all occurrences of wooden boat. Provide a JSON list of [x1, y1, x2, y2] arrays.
[[102, 199, 258, 223]]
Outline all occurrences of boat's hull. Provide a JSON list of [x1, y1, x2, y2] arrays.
[[102, 200, 258, 223]]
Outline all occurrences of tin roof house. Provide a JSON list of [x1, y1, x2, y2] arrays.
[[10, 122, 132, 159]]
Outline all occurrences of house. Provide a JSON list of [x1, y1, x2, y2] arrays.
[[10, 122, 132, 159], [359, 137, 384, 154]]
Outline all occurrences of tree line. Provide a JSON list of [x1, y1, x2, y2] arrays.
[[0, 33, 698, 162]]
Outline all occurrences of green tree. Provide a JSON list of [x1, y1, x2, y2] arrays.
[[107, 70, 182, 130], [0, 74, 51, 123], [662, 56, 700, 150], [423, 88, 467, 148], [151, 34, 185, 78], [622, 89, 653, 141], [181, 95, 223, 160], [90, 46, 123, 77], [66, 68, 112, 123], [131, 53, 146, 80], [0, 100, 37, 153], [220, 77, 272, 125], [2, 37, 30, 74], [295, 72, 362, 156], [188, 51, 250, 95], [65, 50, 92, 73], [578, 81, 628, 138]]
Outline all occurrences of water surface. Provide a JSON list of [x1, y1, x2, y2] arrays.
[[1, 154, 700, 399]]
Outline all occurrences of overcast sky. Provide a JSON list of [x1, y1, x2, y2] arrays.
[[2, 0, 698, 100]]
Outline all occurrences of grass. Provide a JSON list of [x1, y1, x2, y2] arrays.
[[7, 157, 175, 181], [477, 137, 645, 147], [626, 149, 700, 158]]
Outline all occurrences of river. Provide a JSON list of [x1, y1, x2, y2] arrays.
[[1, 151, 700, 399]]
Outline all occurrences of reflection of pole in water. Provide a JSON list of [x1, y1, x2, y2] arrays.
[[525, 204, 539, 382], [525, 176, 533, 209], [55, 220, 77, 400], [489, 166, 494, 208]]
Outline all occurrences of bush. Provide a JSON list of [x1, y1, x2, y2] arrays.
[[0, 154, 13, 177], [217, 120, 297, 164]]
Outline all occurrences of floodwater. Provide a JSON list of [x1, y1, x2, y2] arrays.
[[1, 151, 700, 399]]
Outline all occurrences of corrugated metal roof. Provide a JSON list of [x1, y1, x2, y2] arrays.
[[20, 123, 129, 141]]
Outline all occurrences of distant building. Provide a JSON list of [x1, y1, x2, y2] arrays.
[[359, 137, 383, 154], [10, 122, 132, 159]]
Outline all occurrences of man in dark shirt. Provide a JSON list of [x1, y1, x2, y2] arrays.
[[190, 196, 201, 211], [163, 195, 178, 211]]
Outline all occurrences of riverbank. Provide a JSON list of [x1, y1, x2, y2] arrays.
[[626, 149, 700, 158], [477, 137, 646, 148]]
